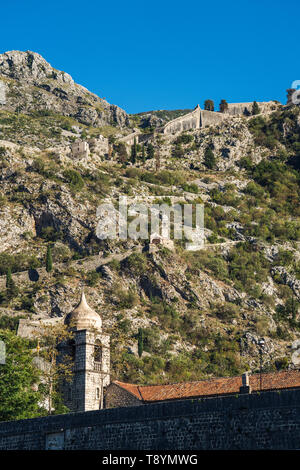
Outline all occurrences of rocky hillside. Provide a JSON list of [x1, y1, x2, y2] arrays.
[[0, 50, 130, 147], [0, 50, 300, 386]]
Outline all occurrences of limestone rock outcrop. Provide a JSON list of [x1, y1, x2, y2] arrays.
[[0, 50, 129, 128]]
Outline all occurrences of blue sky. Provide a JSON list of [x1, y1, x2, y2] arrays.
[[0, 0, 299, 114]]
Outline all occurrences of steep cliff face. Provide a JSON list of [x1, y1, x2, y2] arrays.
[[0, 50, 129, 128]]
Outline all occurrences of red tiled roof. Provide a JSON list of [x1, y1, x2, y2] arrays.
[[113, 369, 300, 403]]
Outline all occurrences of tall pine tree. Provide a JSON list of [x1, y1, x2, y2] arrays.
[[138, 328, 144, 358], [6, 267, 12, 289], [6, 267, 17, 298], [219, 99, 228, 113], [46, 244, 53, 273], [131, 137, 137, 164], [146, 143, 155, 159], [252, 101, 260, 115], [204, 147, 216, 169], [204, 99, 214, 111]]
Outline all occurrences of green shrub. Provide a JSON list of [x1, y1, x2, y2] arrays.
[[181, 183, 199, 193], [63, 169, 84, 191], [213, 302, 240, 320], [275, 357, 289, 370], [0, 252, 42, 275], [0, 315, 25, 332], [174, 134, 194, 145], [114, 287, 139, 309], [244, 181, 265, 198], [86, 271, 102, 287], [123, 253, 147, 275]]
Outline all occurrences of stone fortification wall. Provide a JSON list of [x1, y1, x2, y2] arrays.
[[163, 105, 201, 134], [0, 389, 299, 450], [226, 101, 280, 116]]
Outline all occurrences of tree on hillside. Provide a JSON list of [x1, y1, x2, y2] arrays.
[[252, 101, 261, 115], [146, 143, 155, 159], [219, 99, 228, 113], [46, 244, 53, 273], [35, 323, 74, 415], [142, 144, 146, 163], [204, 99, 214, 111], [138, 328, 144, 358], [0, 330, 42, 422], [204, 147, 216, 169], [5, 268, 18, 299], [114, 142, 127, 164], [6, 267, 12, 289], [131, 137, 137, 164], [63, 169, 84, 192], [155, 151, 161, 172]]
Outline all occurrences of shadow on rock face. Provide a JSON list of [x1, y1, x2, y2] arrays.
[[28, 268, 39, 282]]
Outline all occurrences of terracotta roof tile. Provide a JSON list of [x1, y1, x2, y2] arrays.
[[113, 369, 300, 403], [114, 381, 143, 400]]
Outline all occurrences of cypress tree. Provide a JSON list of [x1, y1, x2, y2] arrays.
[[6, 267, 12, 289], [131, 137, 137, 164], [204, 147, 216, 169], [146, 143, 155, 159], [6, 267, 17, 298], [46, 244, 53, 273], [116, 142, 128, 164], [138, 328, 144, 358], [204, 99, 214, 111], [219, 99, 228, 113], [142, 144, 146, 163], [252, 101, 261, 115]]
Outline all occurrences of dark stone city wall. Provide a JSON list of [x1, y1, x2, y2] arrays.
[[0, 390, 299, 450]]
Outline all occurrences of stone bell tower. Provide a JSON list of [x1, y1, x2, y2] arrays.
[[63, 292, 110, 412]]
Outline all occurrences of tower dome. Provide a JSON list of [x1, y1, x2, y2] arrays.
[[64, 291, 102, 331]]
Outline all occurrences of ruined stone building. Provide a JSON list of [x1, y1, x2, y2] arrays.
[[70, 140, 90, 159], [88, 135, 109, 156], [70, 135, 109, 160]]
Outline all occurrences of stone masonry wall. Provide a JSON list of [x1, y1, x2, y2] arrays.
[[104, 383, 142, 409], [163, 106, 201, 134], [226, 101, 280, 116], [0, 389, 299, 450], [200, 109, 227, 127], [119, 130, 141, 146]]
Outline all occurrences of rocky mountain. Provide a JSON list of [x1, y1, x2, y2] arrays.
[[0, 50, 129, 132], [0, 50, 300, 387]]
